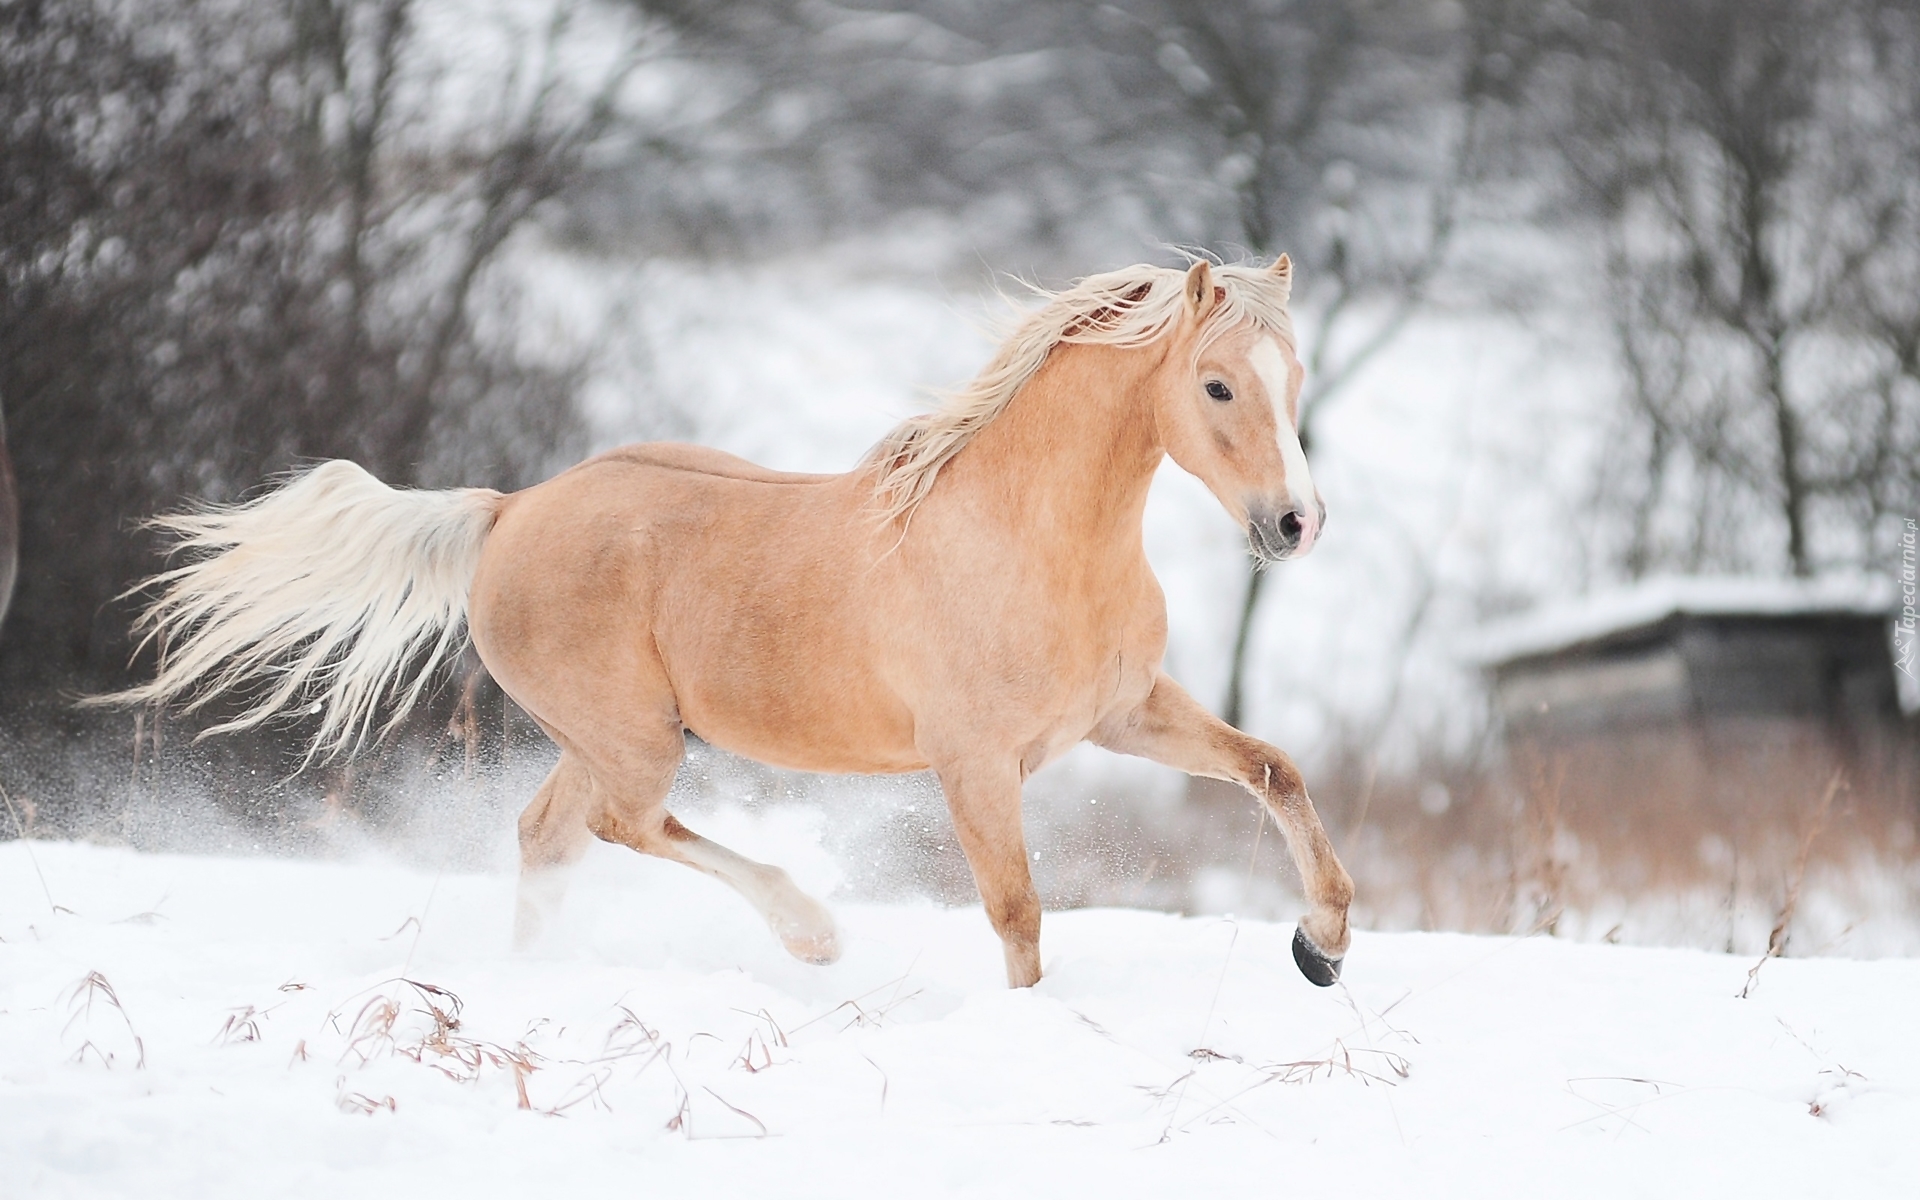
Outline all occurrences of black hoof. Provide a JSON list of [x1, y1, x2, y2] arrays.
[[1292, 926, 1343, 987]]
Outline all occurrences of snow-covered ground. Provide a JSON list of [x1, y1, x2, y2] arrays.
[[4, 839, 1914, 1198]]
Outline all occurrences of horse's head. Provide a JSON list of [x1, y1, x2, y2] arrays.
[[1153, 257, 1323, 562]]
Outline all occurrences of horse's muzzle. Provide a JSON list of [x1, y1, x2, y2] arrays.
[[1247, 500, 1325, 563]]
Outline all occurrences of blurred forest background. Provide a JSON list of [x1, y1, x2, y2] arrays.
[[2, 0, 1917, 952]]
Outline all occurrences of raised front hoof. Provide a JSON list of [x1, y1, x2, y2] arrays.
[[1292, 926, 1343, 987]]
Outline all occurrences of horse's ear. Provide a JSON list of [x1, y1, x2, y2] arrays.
[[1184, 260, 1217, 318], [1270, 253, 1293, 299]]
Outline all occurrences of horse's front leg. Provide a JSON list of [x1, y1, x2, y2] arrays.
[[932, 757, 1043, 988], [1092, 672, 1354, 985]]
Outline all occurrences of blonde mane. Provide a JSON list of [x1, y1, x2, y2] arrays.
[[865, 260, 1296, 523]]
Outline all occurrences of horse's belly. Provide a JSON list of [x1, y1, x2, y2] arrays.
[[694, 714, 928, 775], [671, 660, 927, 775], [654, 582, 925, 774]]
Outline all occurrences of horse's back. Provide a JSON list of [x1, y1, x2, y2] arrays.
[[588, 441, 838, 485]]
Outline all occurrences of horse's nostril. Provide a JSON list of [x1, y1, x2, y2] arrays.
[[1249, 506, 1307, 561]]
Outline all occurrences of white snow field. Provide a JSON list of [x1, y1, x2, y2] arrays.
[[2, 838, 1914, 1199]]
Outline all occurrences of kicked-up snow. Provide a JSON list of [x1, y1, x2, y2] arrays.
[[2, 838, 1915, 1198]]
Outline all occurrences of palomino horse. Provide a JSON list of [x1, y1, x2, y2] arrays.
[[111, 257, 1354, 988]]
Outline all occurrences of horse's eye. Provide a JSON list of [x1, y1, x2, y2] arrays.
[[1205, 380, 1233, 402]]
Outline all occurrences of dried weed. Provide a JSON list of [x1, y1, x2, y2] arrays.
[[62, 971, 145, 1069], [1741, 770, 1846, 998]]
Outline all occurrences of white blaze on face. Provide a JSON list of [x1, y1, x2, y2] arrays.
[[1249, 337, 1320, 550]]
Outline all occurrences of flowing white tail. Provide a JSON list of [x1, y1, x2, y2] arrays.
[[102, 460, 502, 762]]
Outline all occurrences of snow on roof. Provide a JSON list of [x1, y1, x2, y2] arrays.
[[1466, 573, 1899, 665]]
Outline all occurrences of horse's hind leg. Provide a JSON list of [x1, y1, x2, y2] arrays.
[[645, 814, 841, 965], [578, 726, 841, 966], [513, 751, 595, 948]]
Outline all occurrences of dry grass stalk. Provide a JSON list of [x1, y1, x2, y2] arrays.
[[732, 1007, 790, 1048], [397, 981, 540, 1094], [545, 1067, 616, 1115], [1740, 770, 1846, 998], [512, 1056, 534, 1110], [338, 994, 401, 1066], [1808, 1063, 1869, 1118], [1559, 1075, 1682, 1134], [787, 974, 923, 1037], [336, 1085, 397, 1115], [602, 1006, 667, 1062], [1164, 985, 1421, 1139], [62, 971, 146, 1069], [330, 977, 543, 1106], [1, 780, 62, 915], [1149, 1067, 1278, 1142], [701, 1086, 770, 1138], [1313, 715, 1915, 945], [1773, 1017, 1870, 1118], [538, 1006, 672, 1117], [1262, 1040, 1411, 1087], [727, 1008, 796, 1075], [1513, 757, 1570, 936], [664, 1088, 692, 1134], [613, 1016, 768, 1138], [216, 1005, 262, 1045], [1146, 1065, 1288, 1144], [732, 1030, 778, 1074], [1159, 1040, 1412, 1140]]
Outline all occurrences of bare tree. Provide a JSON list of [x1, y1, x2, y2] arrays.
[[1556, 0, 1920, 577], [0, 0, 639, 693], [585, 0, 1149, 260]]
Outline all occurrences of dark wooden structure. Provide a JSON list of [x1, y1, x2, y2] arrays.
[[1486, 591, 1903, 741], [1477, 577, 1916, 865]]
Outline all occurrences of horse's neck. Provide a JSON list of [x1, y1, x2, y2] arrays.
[[954, 341, 1163, 548]]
